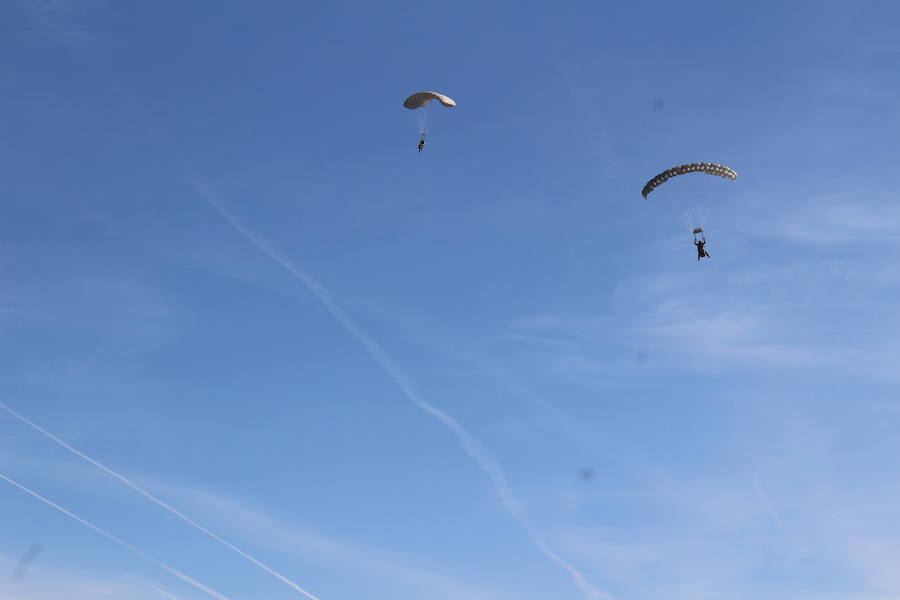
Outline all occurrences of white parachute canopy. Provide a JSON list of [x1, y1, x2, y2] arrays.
[[403, 91, 456, 137], [403, 91, 457, 109]]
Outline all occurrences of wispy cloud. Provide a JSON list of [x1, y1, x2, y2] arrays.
[[1, 571, 168, 600], [772, 479, 900, 595], [0, 473, 235, 600], [542, 404, 900, 600], [753, 476, 792, 536], [0, 402, 324, 600], [1, 548, 190, 600], [12, 0, 104, 48], [768, 193, 900, 246], [339, 303, 609, 456], [0, 272, 178, 357], [152, 584, 185, 600], [544, 472, 771, 599], [188, 178, 613, 600], [482, 239, 900, 384], [147, 482, 511, 600]]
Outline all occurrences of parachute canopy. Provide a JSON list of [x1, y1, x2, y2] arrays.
[[641, 163, 737, 199], [403, 91, 456, 110]]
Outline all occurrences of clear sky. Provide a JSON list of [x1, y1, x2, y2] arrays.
[[1, 2, 900, 600]]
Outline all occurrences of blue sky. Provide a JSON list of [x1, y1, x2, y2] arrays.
[[1, 1, 900, 599]]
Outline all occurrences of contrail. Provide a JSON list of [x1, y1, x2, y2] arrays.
[[753, 475, 807, 572], [0, 402, 323, 600], [191, 180, 612, 600], [152, 584, 184, 600], [753, 475, 791, 535], [0, 473, 235, 600]]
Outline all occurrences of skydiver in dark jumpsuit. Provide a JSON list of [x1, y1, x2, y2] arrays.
[[418, 133, 426, 152], [695, 236, 710, 260]]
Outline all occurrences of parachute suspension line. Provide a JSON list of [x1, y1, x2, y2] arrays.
[[416, 106, 430, 136], [696, 172, 713, 229], [403, 91, 455, 145], [659, 190, 694, 234], [660, 179, 706, 235], [641, 162, 736, 245], [674, 185, 695, 233], [683, 205, 695, 235]]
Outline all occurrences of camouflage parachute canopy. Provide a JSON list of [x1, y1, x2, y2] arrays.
[[403, 91, 457, 109], [641, 163, 737, 198]]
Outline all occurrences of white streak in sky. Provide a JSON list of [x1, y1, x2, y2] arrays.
[[753, 475, 791, 535], [0, 473, 234, 600], [0, 402, 323, 600], [191, 181, 613, 600], [152, 585, 184, 600]]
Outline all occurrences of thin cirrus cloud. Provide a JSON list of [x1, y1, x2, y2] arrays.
[[486, 238, 900, 382], [0, 472, 235, 600], [2, 568, 168, 600], [767, 194, 900, 245], [143, 481, 512, 600], [188, 177, 613, 600], [540, 472, 777, 598], [543, 407, 900, 600], [0, 271, 177, 357], [152, 585, 185, 600], [0, 402, 324, 600], [11, 0, 103, 48]]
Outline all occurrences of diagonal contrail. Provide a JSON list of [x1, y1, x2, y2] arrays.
[[0, 473, 235, 600], [152, 584, 184, 600], [190, 180, 612, 600], [0, 402, 322, 600], [753, 475, 793, 536]]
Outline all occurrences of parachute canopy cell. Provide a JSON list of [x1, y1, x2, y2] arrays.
[[641, 163, 737, 198], [403, 91, 457, 110]]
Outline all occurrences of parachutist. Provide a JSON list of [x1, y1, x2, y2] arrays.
[[641, 164, 735, 258], [404, 91, 453, 151], [694, 235, 710, 260]]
